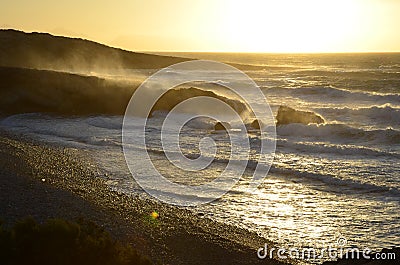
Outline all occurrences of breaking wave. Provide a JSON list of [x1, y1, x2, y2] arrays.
[[277, 123, 400, 145], [266, 86, 400, 105]]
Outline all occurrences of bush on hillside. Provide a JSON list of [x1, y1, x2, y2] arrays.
[[0, 218, 152, 265]]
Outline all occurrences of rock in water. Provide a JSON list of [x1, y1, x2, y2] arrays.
[[276, 106, 325, 125], [250, 119, 262, 129], [214, 121, 231, 131]]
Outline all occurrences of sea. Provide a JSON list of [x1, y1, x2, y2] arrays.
[[1, 53, 399, 263]]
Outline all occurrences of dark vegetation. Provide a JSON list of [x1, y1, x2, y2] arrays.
[[0, 217, 152, 265]]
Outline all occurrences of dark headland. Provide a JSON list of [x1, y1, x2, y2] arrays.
[[0, 29, 289, 265]]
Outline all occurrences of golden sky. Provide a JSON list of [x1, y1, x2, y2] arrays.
[[1, 0, 399, 52]]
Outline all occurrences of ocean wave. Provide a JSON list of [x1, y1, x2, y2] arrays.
[[75, 136, 121, 147], [265, 86, 400, 105], [142, 145, 400, 198], [268, 167, 400, 197], [85, 116, 123, 130], [277, 123, 400, 145], [277, 140, 399, 159], [0, 114, 123, 148], [316, 104, 400, 124]]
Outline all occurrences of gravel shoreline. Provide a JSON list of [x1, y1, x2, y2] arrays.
[[0, 130, 291, 265]]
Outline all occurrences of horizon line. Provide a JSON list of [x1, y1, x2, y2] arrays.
[[144, 50, 400, 54], [2, 28, 400, 55]]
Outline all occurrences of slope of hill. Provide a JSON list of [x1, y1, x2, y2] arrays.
[[0, 29, 188, 71]]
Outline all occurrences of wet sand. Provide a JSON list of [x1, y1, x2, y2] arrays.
[[0, 130, 291, 265]]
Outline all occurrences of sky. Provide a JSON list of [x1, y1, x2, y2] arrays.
[[1, 0, 400, 53]]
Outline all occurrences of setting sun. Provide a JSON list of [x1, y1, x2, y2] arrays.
[[219, 0, 361, 52]]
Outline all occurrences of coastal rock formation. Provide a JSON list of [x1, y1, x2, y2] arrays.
[[151, 87, 249, 118], [0, 30, 257, 117], [0, 67, 249, 117], [276, 106, 325, 125], [0, 66, 135, 115], [249, 119, 263, 129], [214, 121, 231, 131]]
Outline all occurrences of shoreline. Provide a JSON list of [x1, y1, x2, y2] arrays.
[[0, 130, 292, 265]]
